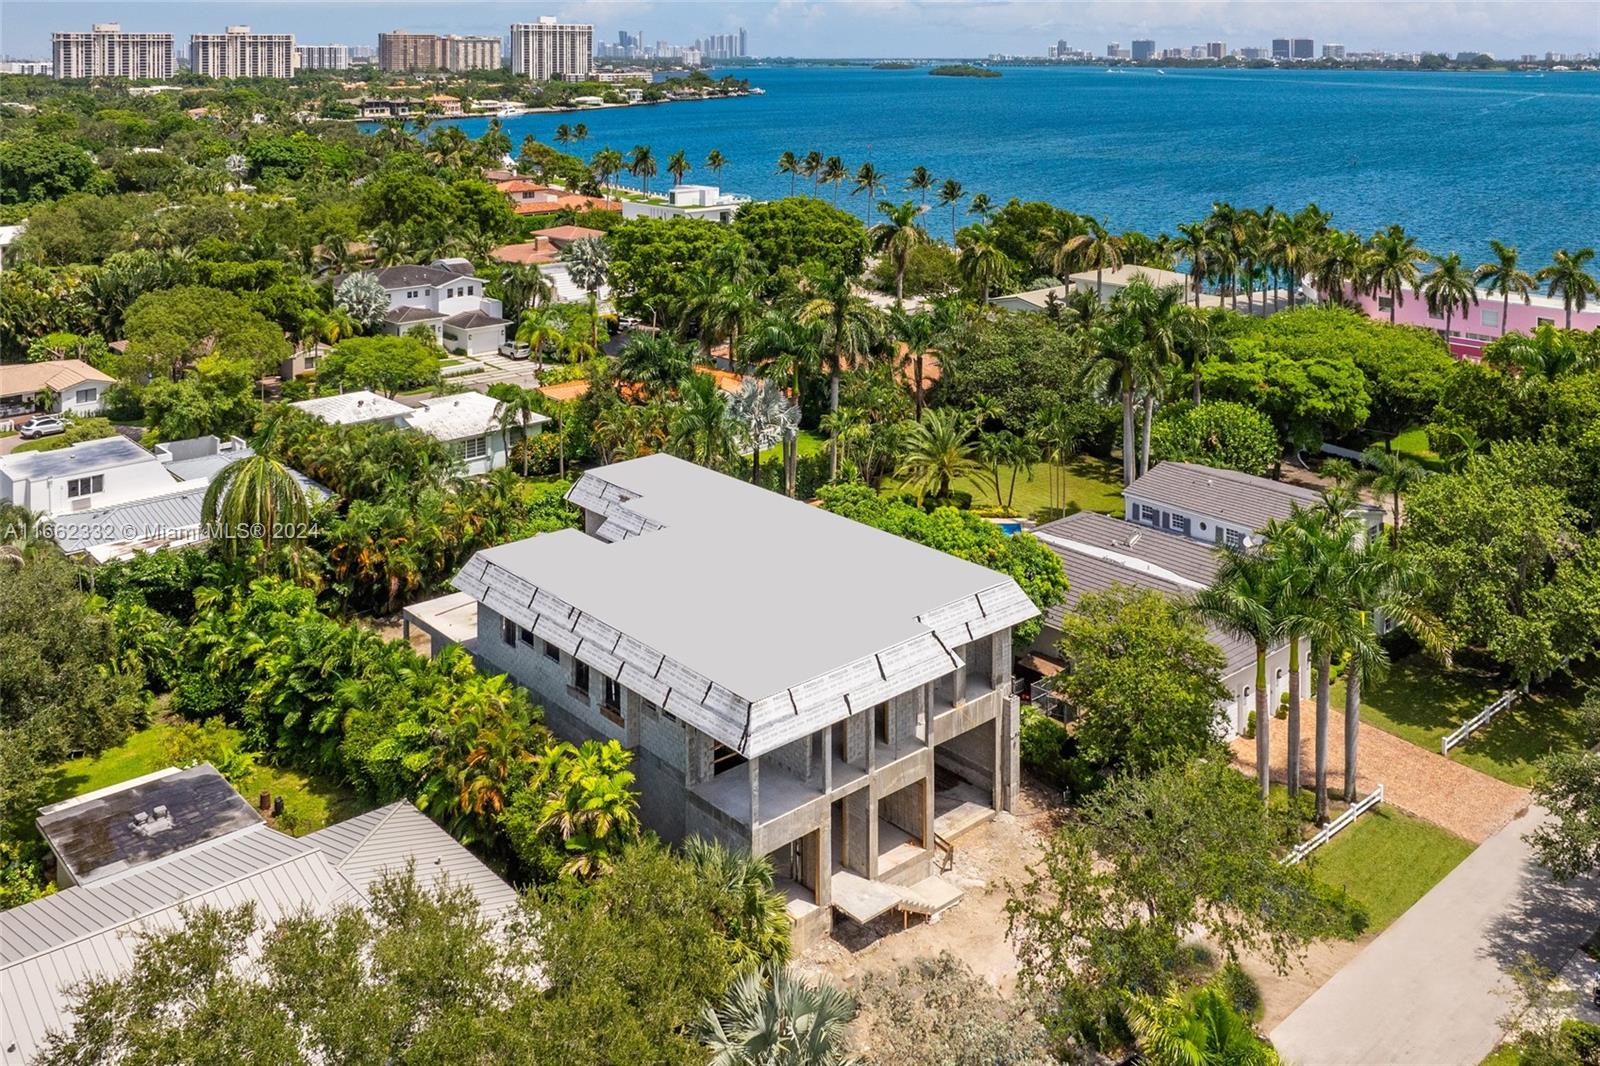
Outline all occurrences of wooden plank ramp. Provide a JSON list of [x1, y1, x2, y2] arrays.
[[830, 871, 964, 925]]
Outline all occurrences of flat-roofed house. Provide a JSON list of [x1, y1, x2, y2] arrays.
[[1028, 511, 1305, 736], [3, 765, 515, 1065], [414, 454, 1037, 946], [1123, 460, 1383, 549]]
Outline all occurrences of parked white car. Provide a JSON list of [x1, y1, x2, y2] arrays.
[[18, 415, 67, 440]]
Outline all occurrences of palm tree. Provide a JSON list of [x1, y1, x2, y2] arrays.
[[819, 156, 847, 204], [515, 305, 571, 363], [1192, 549, 1286, 801], [869, 200, 928, 306], [1420, 252, 1479, 346], [696, 965, 856, 1066], [684, 836, 793, 969], [1535, 247, 1598, 330], [572, 122, 588, 145], [1173, 222, 1212, 306], [775, 150, 800, 195], [967, 192, 993, 220], [800, 150, 824, 192], [490, 384, 545, 476], [896, 408, 982, 503], [1127, 986, 1279, 1066], [553, 123, 573, 146], [1489, 322, 1596, 380], [560, 236, 610, 350], [1357, 445, 1425, 546], [672, 372, 735, 468], [957, 222, 1010, 304], [1312, 230, 1369, 307], [706, 148, 728, 179], [935, 179, 965, 242], [792, 264, 879, 479], [615, 331, 696, 396], [725, 378, 799, 485], [1474, 240, 1535, 336], [590, 147, 625, 206], [1366, 224, 1429, 323], [889, 306, 938, 417], [495, 262, 554, 321], [1111, 278, 1187, 478], [851, 162, 887, 222], [667, 149, 692, 186], [627, 144, 657, 195], [744, 310, 821, 424], [904, 165, 934, 204], [1268, 210, 1314, 309], [201, 417, 310, 566], [528, 740, 640, 879], [706, 280, 763, 367], [1071, 218, 1126, 300]]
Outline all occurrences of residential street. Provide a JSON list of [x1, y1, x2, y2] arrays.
[[1271, 805, 1600, 1065]]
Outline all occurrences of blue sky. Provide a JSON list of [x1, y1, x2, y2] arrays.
[[6, 1, 1596, 60]]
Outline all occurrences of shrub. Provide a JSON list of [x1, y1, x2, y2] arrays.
[[1151, 400, 1281, 476], [1214, 961, 1264, 1023], [1019, 705, 1094, 797]]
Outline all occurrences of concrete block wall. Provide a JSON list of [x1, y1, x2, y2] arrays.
[[936, 718, 996, 792], [474, 609, 623, 747], [842, 790, 873, 875], [766, 734, 813, 783], [879, 780, 924, 841]]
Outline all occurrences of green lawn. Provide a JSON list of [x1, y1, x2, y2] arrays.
[[40, 721, 364, 837], [890, 455, 1124, 519], [1332, 656, 1592, 787], [753, 428, 828, 465], [1309, 806, 1475, 932]]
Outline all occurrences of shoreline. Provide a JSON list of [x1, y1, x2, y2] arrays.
[[351, 89, 759, 127]]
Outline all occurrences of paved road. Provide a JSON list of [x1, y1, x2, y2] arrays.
[[1272, 805, 1600, 1065]]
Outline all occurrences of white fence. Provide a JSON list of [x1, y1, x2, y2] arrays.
[[1441, 688, 1525, 755], [1284, 783, 1385, 865]]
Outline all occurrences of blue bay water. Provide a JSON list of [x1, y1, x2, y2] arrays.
[[445, 66, 1600, 265]]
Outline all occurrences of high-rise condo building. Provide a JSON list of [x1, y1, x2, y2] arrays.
[[1291, 38, 1315, 60], [1271, 38, 1291, 60], [1322, 43, 1345, 60], [190, 25, 295, 79], [509, 18, 592, 81], [1206, 41, 1226, 59], [444, 35, 501, 71], [296, 44, 351, 70], [378, 30, 446, 71], [1131, 39, 1156, 61], [739, 27, 748, 57], [52, 23, 175, 80]]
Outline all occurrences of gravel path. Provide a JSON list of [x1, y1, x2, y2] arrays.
[[1229, 702, 1529, 844]]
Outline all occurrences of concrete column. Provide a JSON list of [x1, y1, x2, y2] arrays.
[[624, 691, 641, 749], [822, 724, 833, 793], [999, 696, 1021, 812], [749, 755, 761, 829], [865, 710, 876, 774], [843, 789, 873, 875], [992, 708, 1004, 810], [920, 758, 935, 849], [814, 821, 832, 909]]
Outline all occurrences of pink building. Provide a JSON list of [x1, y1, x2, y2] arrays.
[[1339, 285, 1600, 360]]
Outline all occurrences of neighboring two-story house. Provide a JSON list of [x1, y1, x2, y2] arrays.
[[1123, 460, 1383, 549], [407, 454, 1037, 947], [339, 260, 509, 356], [1028, 510, 1305, 736]]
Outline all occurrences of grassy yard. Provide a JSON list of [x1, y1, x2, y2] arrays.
[[1331, 655, 1592, 788], [1389, 426, 1442, 465], [1309, 805, 1475, 932], [752, 428, 828, 465], [40, 720, 364, 837], [890, 454, 1124, 519]]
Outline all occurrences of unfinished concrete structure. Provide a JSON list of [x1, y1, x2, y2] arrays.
[[424, 454, 1036, 946]]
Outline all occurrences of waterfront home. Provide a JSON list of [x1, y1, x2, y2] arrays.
[[495, 179, 617, 216], [620, 183, 750, 224], [489, 225, 607, 267], [1335, 283, 1600, 360], [355, 96, 423, 119], [332, 261, 509, 356], [406, 454, 1036, 946], [992, 263, 1296, 314], [0, 359, 115, 418], [2, 765, 515, 1065], [1027, 511, 1304, 736]]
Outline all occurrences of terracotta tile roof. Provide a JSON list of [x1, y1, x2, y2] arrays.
[[513, 195, 617, 216], [489, 241, 558, 266], [537, 379, 591, 402], [533, 225, 606, 242]]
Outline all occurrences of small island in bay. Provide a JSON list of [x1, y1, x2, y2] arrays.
[[929, 64, 1001, 78], [873, 61, 917, 70]]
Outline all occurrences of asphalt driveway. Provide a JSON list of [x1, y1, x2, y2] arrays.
[[1271, 805, 1600, 1065]]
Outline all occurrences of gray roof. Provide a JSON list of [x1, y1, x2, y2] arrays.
[[36, 765, 262, 885], [366, 264, 472, 289], [453, 454, 1038, 758], [443, 308, 509, 329], [1031, 513, 1256, 679], [385, 305, 448, 324], [1, 798, 514, 1064], [1124, 461, 1323, 532], [0, 435, 153, 481]]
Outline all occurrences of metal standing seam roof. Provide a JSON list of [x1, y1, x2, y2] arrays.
[[0, 802, 515, 1065], [452, 454, 1038, 757], [1124, 461, 1325, 532]]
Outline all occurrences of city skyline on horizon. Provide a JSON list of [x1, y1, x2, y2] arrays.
[[4, 2, 1597, 62]]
